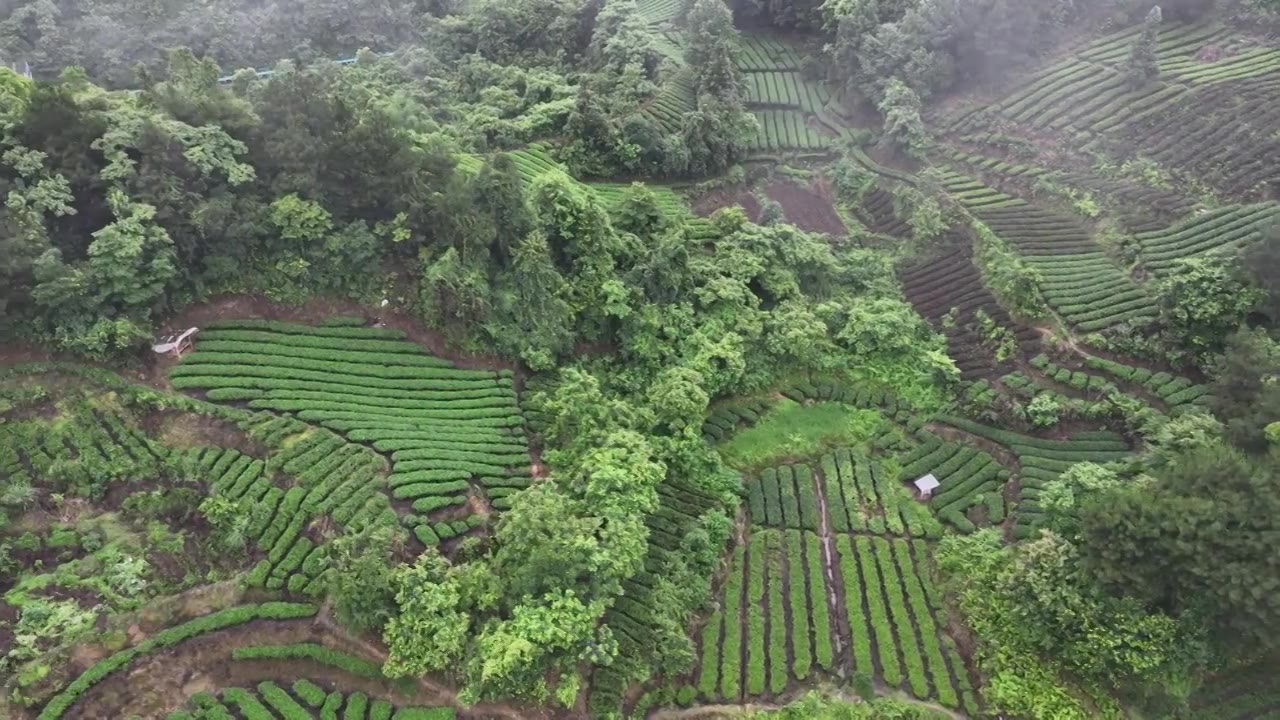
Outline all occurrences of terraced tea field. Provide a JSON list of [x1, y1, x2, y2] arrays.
[[694, 528, 976, 715], [945, 19, 1280, 201], [932, 416, 1133, 538], [1133, 202, 1280, 274], [898, 234, 1042, 380], [940, 171, 1159, 332], [941, 147, 1198, 228], [170, 319, 532, 547], [733, 33, 839, 157]]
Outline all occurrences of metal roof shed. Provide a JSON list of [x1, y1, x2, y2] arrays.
[[914, 473, 940, 499], [152, 327, 200, 355]]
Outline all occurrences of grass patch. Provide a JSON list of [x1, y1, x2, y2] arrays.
[[718, 398, 886, 470]]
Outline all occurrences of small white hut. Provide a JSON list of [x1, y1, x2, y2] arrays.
[[152, 327, 200, 357], [913, 473, 940, 499]]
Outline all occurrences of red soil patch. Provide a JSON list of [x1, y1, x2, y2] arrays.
[[692, 188, 762, 221], [762, 180, 846, 237]]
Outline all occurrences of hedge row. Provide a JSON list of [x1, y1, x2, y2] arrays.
[[251, 398, 518, 423], [719, 544, 746, 700], [702, 397, 774, 443], [172, 367, 496, 395], [179, 351, 494, 382], [391, 480, 471, 499], [189, 375, 510, 401], [820, 455, 849, 533], [835, 535, 875, 676], [390, 447, 528, 465], [175, 685, 439, 720], [782, 381, 907, 415], [794, 465, 819, 530], [224, 687, 276, 720], [204, 318, 406, 339], [779, 465, 802, 529], [697, 611, 723, 699], [1082, 356, 1211, 408], [804, 532, 835, 670], [39, 603, 317, 719], [197, 338, 453, 367], [834, 449, 877, 533], [259, 389, 515, 413], [765, 531, 788, 695], [870, 536, 928, 698], [258, 681, 312, 720], [745, 532, 768, 695], [892, 541, 960, 707], [785, 530, 813, 681], [352, 424, 524, 440], [935, 415, 1128, 452], [231, 643, 385, 678]]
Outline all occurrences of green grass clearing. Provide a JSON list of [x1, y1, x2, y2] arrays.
[[717, 398, 887, 470]]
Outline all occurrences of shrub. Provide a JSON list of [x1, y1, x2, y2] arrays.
[[852, 671, 875, 701], [223, 687, 276, 720], [293, 679, 327, 707], [371, 700, 394, 720], [259, 681, 313, 720], [345, 692, 369, 719]]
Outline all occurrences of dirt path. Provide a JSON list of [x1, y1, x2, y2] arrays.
[[808, 467, 845, 662]]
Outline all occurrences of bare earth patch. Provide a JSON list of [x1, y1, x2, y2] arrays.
[[145, 410, 266, 457], [762, 179, 847, 237], [692, 188, 762, 221]]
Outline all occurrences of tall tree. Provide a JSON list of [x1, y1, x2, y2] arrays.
[[1242, 217, 1280, 323], [1125, 6, 1163, 89], [1077, 445, 1280, 654], [685, 0, 743, 99], [1155, 255, 1260, 360], [877, 78, 931, 158], [1210, 329, 1280, 453]]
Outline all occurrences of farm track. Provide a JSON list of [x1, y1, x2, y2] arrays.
[[810, 467, 846, 664]]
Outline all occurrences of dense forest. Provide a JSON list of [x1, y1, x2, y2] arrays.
[[1, 0, 1280, 718]]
